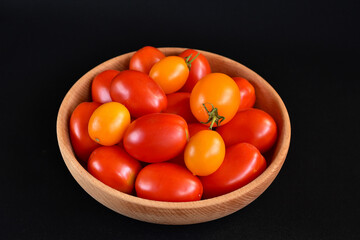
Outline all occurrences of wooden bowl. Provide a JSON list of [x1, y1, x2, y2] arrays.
[[56, 47, 291, 225]]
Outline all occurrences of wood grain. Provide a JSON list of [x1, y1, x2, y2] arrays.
[[56, 48, 291, 225]]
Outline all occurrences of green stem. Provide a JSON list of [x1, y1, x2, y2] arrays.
[[200, 103, 225, 130]]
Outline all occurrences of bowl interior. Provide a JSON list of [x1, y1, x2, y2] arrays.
[[56, 47, 291, 225]]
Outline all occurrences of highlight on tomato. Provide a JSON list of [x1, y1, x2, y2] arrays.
[[110, 70, 167, 118], [91, 70, 120, 103], [184, 130, 225, 176], [123, 113, 189, 163], [190, 73, 241, 128], [200, 143, 267, 199], [216, 108, 277, 153], [135, 162, 203, 202], [88, 102, 131, 146], [179, 49, 211, 92], [88, 145, 142, 194], [129, 46, 165, 74]]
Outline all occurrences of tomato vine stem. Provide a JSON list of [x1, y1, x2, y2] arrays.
[[200, 103, 225, 130], [184, 52, 200, 69]]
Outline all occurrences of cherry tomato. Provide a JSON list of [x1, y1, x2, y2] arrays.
[[91, 70, 119, 103], [135, 162, 203, 202], [216, 108, 277, 153], [88, 102, 131, 146], [190, 73, 240, 128], [88, 146, 142, 194], [179, 49, 211, 92], [200, 143, 267, 199], [233, 77, 256, 111], [110, 70, 167, 118], [163, 92, 197, 123], [184, 130, 225, 176], [69, 102, 101, 164], [129, 46, 165, 74], [188, 123, 209, 137], [123, 113, 189, 163], [149, 56, 189, 94]]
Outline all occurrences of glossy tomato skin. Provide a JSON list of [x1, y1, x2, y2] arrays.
[[88, 146, 142, 194], [129, 46, 165, 74], [184, 130, 225, 176], [135, 162, 203, 202], [179, 49, 211, 92], [164, 92, 197, 123], [200, 143, 267, 199], [123, 113, 189, 163], [149, 56, 189, 94], [69, 102, 101, 164], [233, 77, 256, 111], [190, 73, 240, 127], [91, 70, 119, 103], [110, 70, 167, 118], [217, 108, 277, 153], [88, 102, 131, 146]]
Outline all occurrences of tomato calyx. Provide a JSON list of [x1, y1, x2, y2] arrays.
[[201, 103, 225, 129], [184, 53, 200, 69]]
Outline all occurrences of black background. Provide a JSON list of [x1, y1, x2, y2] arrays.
[[1, 0, 360, 239]]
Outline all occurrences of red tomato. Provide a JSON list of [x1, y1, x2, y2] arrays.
[[179, 49, 211, 92], [91, 70, 119, 103], [69, 102, 101, 164], [87, 146, 142, 194], [216, 108, 277, 153], [188, 123, 209, 137], [163, 92, 197, 123], [200, 143, 267, 199], [110, 70, 167, 118], [123, 113, 189, 163], [129, 46, 165, 74], [135, 162, 203, 202], [233, 77, 256, 111]]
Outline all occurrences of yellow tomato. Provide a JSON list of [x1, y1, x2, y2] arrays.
[[190, 73, 240, 128], [184, 130, 225, 176], [88, 102, 131, 146], [149, 56, 189, 94]]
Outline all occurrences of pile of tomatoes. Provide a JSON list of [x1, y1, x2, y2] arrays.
[[69, 46, 278, 202]]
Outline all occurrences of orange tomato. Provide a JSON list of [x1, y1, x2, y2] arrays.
[[190, 73, 240, 128], [149, 56, 189, 94], [184, 130, 225, 176], [88, 102, 131, 146]]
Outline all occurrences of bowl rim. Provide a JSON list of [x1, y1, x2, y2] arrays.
[[57, 47, 291, 210]]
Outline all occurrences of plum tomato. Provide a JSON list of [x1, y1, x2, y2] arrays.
[[88, 146, 142, 194], [129, 46, 165, 74], [123, 113, 189, 163], [179, 49, 211, 92], [190, 73, 240, 128], [200, 143, 267, 199], [69, 102, 101, 164], [135, 162, 203, 202], [110, 70, 167, 118], [233, 77, 256, 111], [88, 102, 131, 146], [91, 70, 120, 103], [184, 130, 225, 176], [163, 92, 197, 123], [216, 108, 277, 153], [149, 56, 189, 94], [188, 123, 209, 137]]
